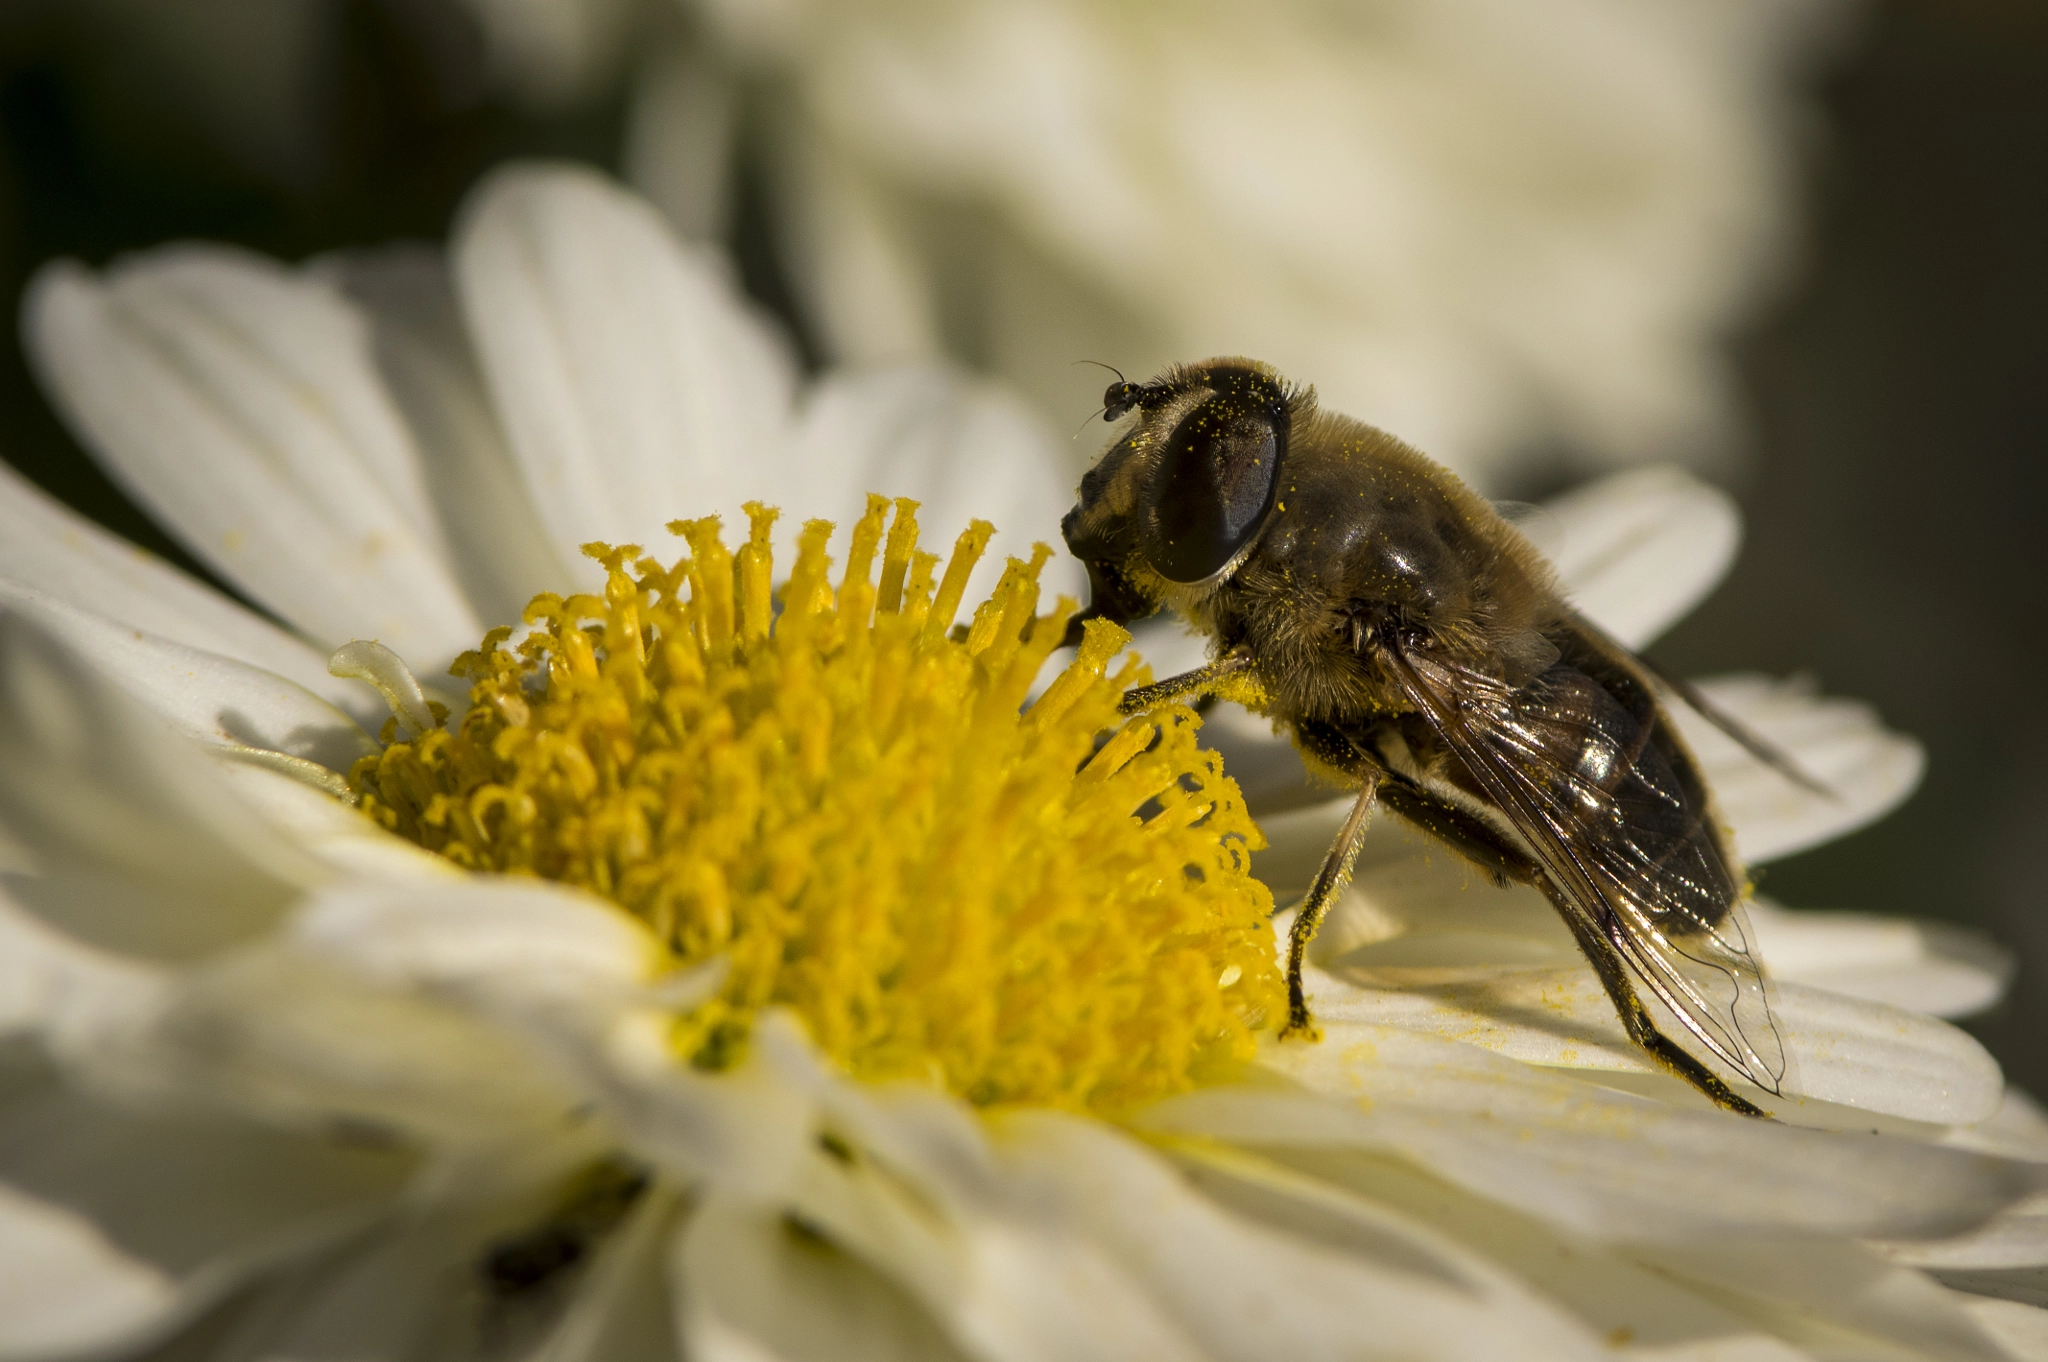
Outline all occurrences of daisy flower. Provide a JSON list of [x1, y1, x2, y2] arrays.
[[670, 0, 1848, 485], [3, 164, 2046, 1362]]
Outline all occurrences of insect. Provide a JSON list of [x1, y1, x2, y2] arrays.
[[1062, 357, 1815, 1116]]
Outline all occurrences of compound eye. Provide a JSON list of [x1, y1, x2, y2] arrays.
[[1141, 394, 1286, 584]]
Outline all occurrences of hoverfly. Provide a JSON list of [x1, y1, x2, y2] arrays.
[[1062, 358, 1813, 1115]]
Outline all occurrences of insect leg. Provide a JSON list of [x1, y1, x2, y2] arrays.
[[1295, 717, 1539, 888], [1535, 887, 1769, 1118], [1375, 780, 1540, 889], [1118, 653, 1255, 714], [1280, 773, 1382, 1041]]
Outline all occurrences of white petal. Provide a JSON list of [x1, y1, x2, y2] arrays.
[[287, 878, 661, 1013], [1880, 1193, 2048, 1271], [207, 762, 458, 885], [1746, 982, 2002, 1125], [1176, 1138, 1803, 1360], [597, 1009, 818, 1200], [0, 1071, 409, 1361], [1748, 899, 2012, 1020], [1140, 1024, 2034, 1243], [1963, 1297, 2048, 1361], [0, 458, 373, 723], [195, 1191, 573, 1362], [319, 244, 574, 623], [24, 248, 486, 673], [0, 581, 375, 773], [0, 1180, 175, 1360], [756, 113, 943, 368], [453, 0, 637, 108], [0, 612, 323, 962], [775, 1103, 1208, 1362], [1933, 1266, 2048, 1313], [990, 1109, 1608, 1362], [1944, 1090, 2048, 1164], [0, 884, 165, 1048], [1518, 467, 1740, 650], [532, 1189, 685, 1362], [1676, 672, 1924, 863], [453, 162, 799, 575], [218, 1179, 680, 1362], [1306, 951, 2006, 1127], [1631, 1238, 2013, 1362], [51, 940, 603, 1158], [784, 363, 1084, 604], [679, 1197, 967, 1362]]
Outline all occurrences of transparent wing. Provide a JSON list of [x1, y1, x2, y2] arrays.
[[1384, 628, 1788, 1095]]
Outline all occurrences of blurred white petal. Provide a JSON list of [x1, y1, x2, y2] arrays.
[[1963, 1297, 2048, 1360], [455, 0, 638, 108], [204, 763, 460, 887], [1678, 672, 1926, 863], [320, 245, 575, 623], [680, 1197, 966, 1362], [538, 1188, 686, 1362], [1881, 1193, 2048, 1272], [1945, 1091, 2048, 1164], [781, 1081, 1210, 1362], [24, 249, 486, 674], [0, 1070, 409, 1361], [703, 0, 1844, 484], [0, 612, 323, 962], [991, 1109, 1607, 1361], [0, 582, 374, 775], [759, 115, 946, 367], [288, 878, 662, 1016], [786, 363, 1084, 603], [1632, 1237, 2013, 1362], [1172, 1139, 1807, 1359], [0, 457, 372, 724], [453, 162, 800, 574], [1749, 899, 2013, 1020], [625, 44, 740, 245], [1143, 1024, 2033, 1243], [55, 940, 601, 1161], [600, 1010, 817, 1201], [183, 1193, 578, 1362], [0, 889, 142, 1041], [1306, 950, 2005, 1126], [1519, 466, 1742, 650]]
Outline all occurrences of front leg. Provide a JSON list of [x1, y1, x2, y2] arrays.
[[1118, 652, 1256, 714], [1280, 773, 1382, 1040]]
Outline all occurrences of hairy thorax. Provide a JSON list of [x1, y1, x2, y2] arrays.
[[1193, 414, 1563, 729]]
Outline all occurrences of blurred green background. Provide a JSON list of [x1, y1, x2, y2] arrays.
[[0, 0, 2042, 1090]]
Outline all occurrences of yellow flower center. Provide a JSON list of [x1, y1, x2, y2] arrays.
[[352, 496, 1282, 1111]]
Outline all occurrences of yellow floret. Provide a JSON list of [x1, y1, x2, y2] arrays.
[[352, 495, 1282, 1111]]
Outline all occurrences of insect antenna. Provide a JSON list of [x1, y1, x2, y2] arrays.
[[1071, 358, 1135, 430]]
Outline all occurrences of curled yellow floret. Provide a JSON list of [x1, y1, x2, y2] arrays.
[[352, 495, 1282, 1110]]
